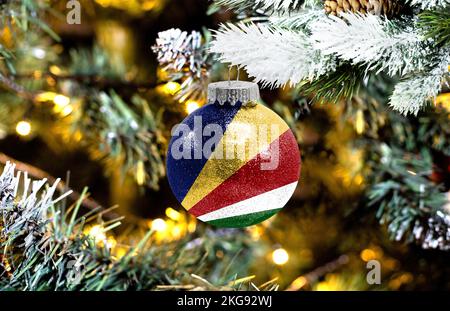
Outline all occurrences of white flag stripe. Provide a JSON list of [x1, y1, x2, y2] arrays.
[[198, 181, 298, 222]]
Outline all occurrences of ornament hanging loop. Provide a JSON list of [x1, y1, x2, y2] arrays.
[[227, 65, 241, 83], [210, 64, 258, 107]]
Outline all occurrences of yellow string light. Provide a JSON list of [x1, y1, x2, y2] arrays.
[[185, 100, 200, 114], [59, 105, 73, 117], [114, 247, 128, 259], [16, 121, 32, 137], [360, 249, 376, 262], [95, 0, 161, 11], [355, 109, 365, 135], [33, 70, 42, 79], [151, 218, 167, 232], [171, 225, 182, 239], [165, 207, 181, 221], [187, 219, 197, 233], [360, 246, 383, 262], [287, 276, 308, 291], [88, 225, 107, 242], [49, 65, 62, 75], [248, 226, 264, 241], [105, 236, 117, 249], [35, 91, 58, 103], [162, 81, 181, 95], [35, 92, 70, 112], [53, 94, 70, 108], [272, 248, 289, 265], [86, 225, 117, 249], [436, 92, 450, 111], [136, 161, 146, 186]]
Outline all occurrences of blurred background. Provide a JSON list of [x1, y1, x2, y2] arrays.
[[0, 0, 449, 290]]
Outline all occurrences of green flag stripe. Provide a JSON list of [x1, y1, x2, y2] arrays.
[[205, 209, 282, 228]]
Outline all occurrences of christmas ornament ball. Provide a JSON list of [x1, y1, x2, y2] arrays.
[[167, 81, 301, 228]]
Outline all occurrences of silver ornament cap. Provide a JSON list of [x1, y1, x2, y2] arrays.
[[207, 81, 260, 106]]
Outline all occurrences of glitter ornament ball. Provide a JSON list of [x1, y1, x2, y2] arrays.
[[167, 81, 301, 228]]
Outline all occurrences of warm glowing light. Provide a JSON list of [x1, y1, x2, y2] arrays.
[[188, 219, 197, 233], [354, 174, 364, 186], [32, 47, 46, 59], [54, 94, 70, 108], [185, 100, 200, 114], [60, 105, 73, 117], [436, 93, 450, 110], [46, 77, 56, 86], [316, 282, 332, 291], [36, 92, 70, 111], [88, 225, 106, 242], [136, 161, 146, 186], [16, 121, 32, 137], [165, 207, 181, 221], [228, 275, 256, 287], [36, 91, 58, 103], [360, 248, 377, 262], [33, 70, 42, 79], [73, 130, 83, 142], [171, 225, 182, 239], [49, 65, 62, 75], [248, 226, 264, 241], [288, 276, 308, 291], [105, 236, 117, 249], [163, 81, 181, 95], [115, 247, 128, 259], [355, 109, 365, 135], [0, 128, 7, 140], [272, 248, 289, 265], [151, 218, 167, 232], [142, 0, 157, 10]]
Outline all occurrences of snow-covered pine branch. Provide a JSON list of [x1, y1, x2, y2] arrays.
[[310, 12, 434, 77], [210, 22, 336, 88], [268, 6, 328, 30], [407, 0, 450, 10], [212, 0, 305, 13], [0, 162, 72, 246], [389, 53, 450, 115]]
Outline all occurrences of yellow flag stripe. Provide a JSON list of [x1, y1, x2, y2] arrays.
[[181, 104, 289, 210]]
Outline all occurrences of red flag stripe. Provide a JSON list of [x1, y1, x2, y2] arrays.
[[189, 129, 301, 217]]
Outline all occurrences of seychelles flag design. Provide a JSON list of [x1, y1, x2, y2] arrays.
[[167, 102, 301, 228]]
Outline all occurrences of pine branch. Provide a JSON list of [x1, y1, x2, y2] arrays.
[[0, 153, 119, 220], [268, 6, 327, 30], [286, 255, 349, 290], [368, 146, 450, 250], [389, 54, 449, 115], [76, 91, 166, 189], [210, 22, 336, 88], [0, 0, 60, 74], [418, 10, 450, 47], [406, 0, 450, 10], [0, 73, 36, 101], [152, 28, 213, 102], [310, 12, 436, 77], [297, 64, 366, 104], [416, 107, 450, 156], [0, 163, 255, 290], [212, 0, 306, 13]]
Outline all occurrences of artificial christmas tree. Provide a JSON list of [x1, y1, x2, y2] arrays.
[[1, 0, 450, 292]]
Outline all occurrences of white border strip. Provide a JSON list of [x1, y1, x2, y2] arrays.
[[198, 181, 298, 222]]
